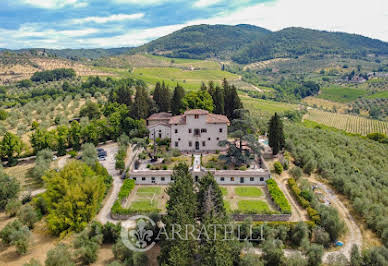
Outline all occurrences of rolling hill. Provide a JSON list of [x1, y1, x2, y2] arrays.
[[132, 24, 388, 63], [133, 24, 272, 59]]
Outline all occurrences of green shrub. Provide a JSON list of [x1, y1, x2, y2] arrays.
[[266, 179, 291, 214], [68, 150, 78, 158], [118, 179, 135, 201], [239, 165, 247, 171], [274, 161, 283, 174], [5, 199, 21, 217], [289, 167, 303, 180]]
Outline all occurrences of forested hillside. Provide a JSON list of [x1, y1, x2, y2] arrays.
[[233, 27, 388, 64], [133, 24, 271, 59], [132, 24, 388, 63]]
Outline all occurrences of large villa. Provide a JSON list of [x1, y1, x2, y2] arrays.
[[128, 109, 271, 185], [146, 109, 230, 152]]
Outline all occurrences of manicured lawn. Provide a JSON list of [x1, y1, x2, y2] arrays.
[[137, 186, 162, 194], [317, 85, 367, 103], [235, 187, 263, 197], [237, 200, 271, 214], [129, 200, 158, 211], [223, 200, 231, 213], [220, 187, 228, 196]]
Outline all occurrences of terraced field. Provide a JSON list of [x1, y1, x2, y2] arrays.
[[305, 109, 388, 135], [99, 66, 239, 90], [241, 95, 299, 116]]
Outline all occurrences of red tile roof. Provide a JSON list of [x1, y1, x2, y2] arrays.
[[184, 109, 209, 115], [169, 115, 186, 125], [207, 113, 230, 125], [147, 112, 172, 121]]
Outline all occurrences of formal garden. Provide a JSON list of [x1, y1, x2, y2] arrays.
[[221, 186, 279, 214]]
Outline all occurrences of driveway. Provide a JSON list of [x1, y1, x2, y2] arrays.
[[96, 144, 140, 226]]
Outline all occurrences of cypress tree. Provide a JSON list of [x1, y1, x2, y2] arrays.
[[130, 86, 150, 120], [171, 84, 185, 115], [200, 82, 207, 91], [159, 163, 197, 266], [158, 83, 171, 112], [214, 86, 225, 114], [153, 82, 161, 111], [197, 173, 239, 266], [223, 79, 243, 119], [268, 113, 285, 155]]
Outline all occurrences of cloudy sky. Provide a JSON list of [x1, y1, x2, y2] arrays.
[[0, 0, 387, 49]]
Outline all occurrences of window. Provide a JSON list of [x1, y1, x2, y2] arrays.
[[175, 142, 179, 147], [231, 177, 235, 182], [189, 141, 192, 147], [142, 177, 146, 181], [178, 138, 181, 141], [195, 114, 199, 119], [161, 177, 165, 181], [133, 177, 137, 181], [216, 137, 219, 141], [220, 177, 225, 181], [189, 129, 192, 133], [201, 128, 207, 133], [202, 141, 206, 147], [250, 177, 254, 182], [194, 129, 200, 136], [175, 129, 178, 134], [151, 177, 155, 181], [208, 137, 211, 141], [219, 128, 223, 133], [260, 177, 264, 182], [159, 130, 161, 132]]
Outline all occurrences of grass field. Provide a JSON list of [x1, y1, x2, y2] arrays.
[[137, 186, 162, 194], [224, 200, 232, 213], [220, 187, 228, 196], [305, 109, 388, 135], [366, 91, 388, 99], [303, 96, 349, 112], [99, 66, 239, 90], [317, 85, 368, 103], [237, 200, 271, 214], [235, 187, 263, 197], [129, 200, 158, 211], [241, 96, 299, 116]]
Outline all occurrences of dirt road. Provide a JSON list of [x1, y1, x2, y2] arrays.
[[307, 177, 362, 261]]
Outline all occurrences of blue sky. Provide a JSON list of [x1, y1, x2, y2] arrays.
[[0, 0, 387, 49]]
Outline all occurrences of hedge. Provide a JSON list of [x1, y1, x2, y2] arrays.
[[266, 179, 291, 214], [288, 178, 320, 223], [118, 179, 135, 201], [112, 179, 160, 215]]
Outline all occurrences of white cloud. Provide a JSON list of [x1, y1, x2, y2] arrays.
[[112, 0, 168, 5], [22, 0, 86, 9], [193, 0, 222, 8], [72, 13, 144, 24], [187, 0, 388, 42]]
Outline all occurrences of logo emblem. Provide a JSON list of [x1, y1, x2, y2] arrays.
[[121, 215, 156, 252]]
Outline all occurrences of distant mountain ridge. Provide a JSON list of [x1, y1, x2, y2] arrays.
[[134, 24, 388, 63], [133, 24, 272, 60], [1, 24, 388, 64], [0, 47, 133, 60]]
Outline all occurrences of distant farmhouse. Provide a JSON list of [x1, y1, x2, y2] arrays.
[[147, 109, 230, 152]]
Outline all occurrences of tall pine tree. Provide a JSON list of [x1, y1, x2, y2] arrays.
[[214, 86, 225, 114], [159, 164, 198, 266], [197, 173, 240, 266], [268, 112, 285, 155], [223, 79, 243, 119], [153, 82, 162, 111], [158, 83, 171, 112], [171, 84, 185, 115], [130, 86, 151, 120]]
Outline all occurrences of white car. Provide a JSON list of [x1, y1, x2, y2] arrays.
[[52, 155, 58, 161]]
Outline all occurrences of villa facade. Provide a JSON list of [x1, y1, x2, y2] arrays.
[[147, 109, 230, 152]]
